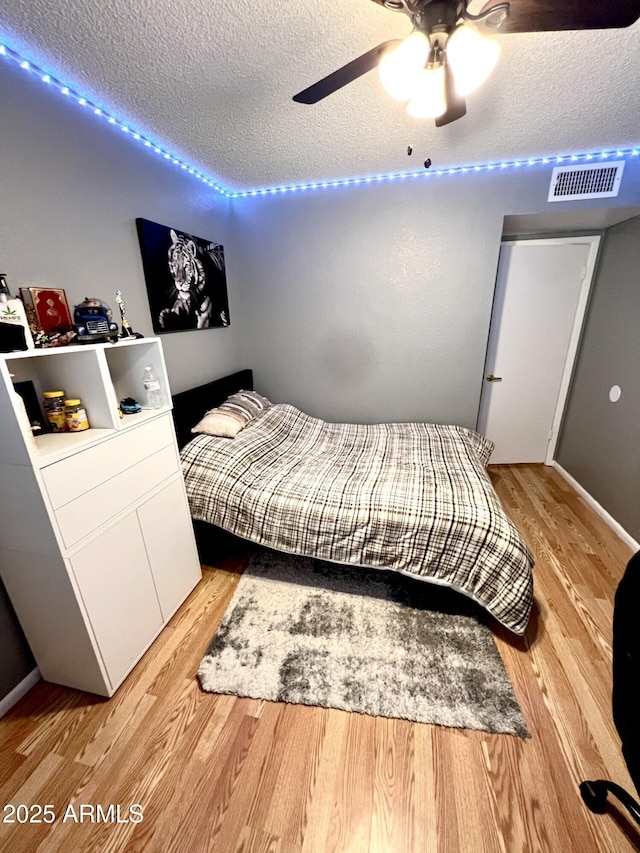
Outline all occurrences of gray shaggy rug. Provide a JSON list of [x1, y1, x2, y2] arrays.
[[198, 550, 529, 736]]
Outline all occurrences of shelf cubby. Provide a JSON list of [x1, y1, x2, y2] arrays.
[[0, 337, 172, 464]]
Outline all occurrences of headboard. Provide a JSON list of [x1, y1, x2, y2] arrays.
[[171, 368, 254, 449]]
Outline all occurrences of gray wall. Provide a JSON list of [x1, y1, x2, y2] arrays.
[[231, 180, 504, 428], [556, 216, 640, 541], [0, 60, 245, 395], [230, 163, 640, 430]]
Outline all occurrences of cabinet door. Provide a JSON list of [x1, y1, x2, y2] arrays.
[[137, 477, 202, 620], [71, 513, 163, 690]]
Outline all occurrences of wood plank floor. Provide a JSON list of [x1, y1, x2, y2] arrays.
[[1, 464, 638, 852]]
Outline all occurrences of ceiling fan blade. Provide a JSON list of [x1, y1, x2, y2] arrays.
[[368, 0, 407, 9], [476, 0, 640, 34], [435, 63, 466, 127], [293, 40, 401, 104]]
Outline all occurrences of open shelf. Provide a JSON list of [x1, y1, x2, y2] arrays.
[[4, 342, 117, 433], [103, 339, 171, 428], [0, 338, 171, 464]]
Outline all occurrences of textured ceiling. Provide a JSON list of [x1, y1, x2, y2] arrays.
[[1, 0, 639, 191]]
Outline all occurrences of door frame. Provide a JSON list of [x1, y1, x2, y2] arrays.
[[478, 234, 601, 466]]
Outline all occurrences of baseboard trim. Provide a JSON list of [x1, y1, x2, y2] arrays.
[[0, 668, 41, 719], [553, 462, 640, 552]]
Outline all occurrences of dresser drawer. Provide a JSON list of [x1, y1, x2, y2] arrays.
[[42, 416, 175, 509], [56, 444, 179, 548]]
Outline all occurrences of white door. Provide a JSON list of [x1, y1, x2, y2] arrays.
[[477, 237, 600, 464]]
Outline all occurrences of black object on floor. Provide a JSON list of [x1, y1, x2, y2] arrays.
[[580, 550, 640, 826]]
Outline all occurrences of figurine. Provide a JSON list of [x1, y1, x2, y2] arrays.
[[115, 290, 142, 339]]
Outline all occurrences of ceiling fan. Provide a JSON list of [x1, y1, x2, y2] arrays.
[[293, 0, 640, 126]]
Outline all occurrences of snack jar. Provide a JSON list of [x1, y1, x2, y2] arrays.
[[64, 398, 90, 432], [42, 390, 67, 432]]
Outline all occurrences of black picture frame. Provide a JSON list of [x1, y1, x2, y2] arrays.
[[14, 380, 48, 436], [136, 218, 230, 334]]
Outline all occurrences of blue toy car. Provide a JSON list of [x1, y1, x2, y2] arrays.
[[73, 297, 119, 343], [120, 397, 142, 414]]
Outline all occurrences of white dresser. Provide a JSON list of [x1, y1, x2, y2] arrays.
[[0, 337, 201, 697]]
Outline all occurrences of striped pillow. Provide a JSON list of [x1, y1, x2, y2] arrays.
[[219, 390, 272, 422]]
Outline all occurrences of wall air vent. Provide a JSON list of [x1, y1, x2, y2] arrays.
[[547, 161, 625, 202]]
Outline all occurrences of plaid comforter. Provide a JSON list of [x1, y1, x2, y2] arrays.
[[181, 404, 534, 634]]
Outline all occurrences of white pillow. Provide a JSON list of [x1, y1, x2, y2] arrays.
[[191, 408, 247, 438]]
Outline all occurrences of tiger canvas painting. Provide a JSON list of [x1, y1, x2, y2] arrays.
[[136, 218, 230, 333]]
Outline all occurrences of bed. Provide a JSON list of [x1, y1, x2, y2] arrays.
[[174, 370, 534, 635]]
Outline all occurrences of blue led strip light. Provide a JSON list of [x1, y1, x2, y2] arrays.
[[0, 42, 231, 197], [1, 41, 638, 200], [232, 148, 639, 198]]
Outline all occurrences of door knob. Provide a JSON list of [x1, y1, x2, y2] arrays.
[[486, 374, 503, 382]]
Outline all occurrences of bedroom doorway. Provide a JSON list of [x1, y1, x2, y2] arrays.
[[477, 236, 600, 465]]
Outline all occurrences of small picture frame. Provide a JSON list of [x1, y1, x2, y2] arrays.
[[21, 287, 73, 336]]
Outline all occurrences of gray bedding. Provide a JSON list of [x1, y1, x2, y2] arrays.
[[180, 403, 534, 634]]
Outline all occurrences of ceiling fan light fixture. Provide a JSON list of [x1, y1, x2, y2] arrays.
[[378, 31, 429, 101], [446, 24, 500, 97], [406, 66, 446, 119]]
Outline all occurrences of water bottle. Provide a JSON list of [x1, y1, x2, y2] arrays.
[[142, 366, 162, 409]]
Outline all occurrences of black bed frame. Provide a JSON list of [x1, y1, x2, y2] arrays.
[[172, 368, 253, 450], [171, 368, 254, 563]]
